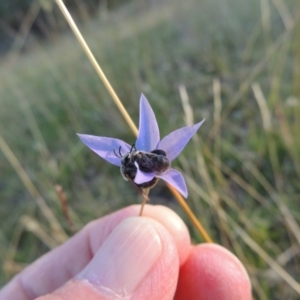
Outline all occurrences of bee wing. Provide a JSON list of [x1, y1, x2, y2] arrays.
[[157, 168, 188, 198], [133, 162, 156, 184]]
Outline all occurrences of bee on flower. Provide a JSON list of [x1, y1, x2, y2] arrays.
[[78, 94, 204, 198]]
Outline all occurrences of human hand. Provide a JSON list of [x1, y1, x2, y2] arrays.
[[0, 205, 251, 300]]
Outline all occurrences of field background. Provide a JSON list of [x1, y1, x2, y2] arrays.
[[0, 0, 300, 298]]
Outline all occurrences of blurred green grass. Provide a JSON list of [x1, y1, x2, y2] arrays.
[[1, 0, 300, 298]]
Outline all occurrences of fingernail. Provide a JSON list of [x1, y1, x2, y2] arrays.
[[78, 217, 162, 296]]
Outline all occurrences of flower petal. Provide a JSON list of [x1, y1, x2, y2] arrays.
[[157, 119, 205, 161], [135, 94, 160, 151], [133, 162, 156, 184], [77, 134, 131, 166], [157, 168, 188, 198]]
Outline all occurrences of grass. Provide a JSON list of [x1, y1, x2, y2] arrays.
[[1, 0, 300, 298]]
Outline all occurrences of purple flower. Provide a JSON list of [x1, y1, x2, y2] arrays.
[[77, 94, 204, 198]]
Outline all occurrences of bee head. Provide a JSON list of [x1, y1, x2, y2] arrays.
[[121, 152, 131, 165]]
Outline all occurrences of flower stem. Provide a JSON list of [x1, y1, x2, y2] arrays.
[[139, 188, 150, 216]]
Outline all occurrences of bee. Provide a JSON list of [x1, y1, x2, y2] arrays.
[[114, 144, 170, 189]]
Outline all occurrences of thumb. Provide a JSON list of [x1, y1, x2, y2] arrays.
[[36, 217, 180, 300]]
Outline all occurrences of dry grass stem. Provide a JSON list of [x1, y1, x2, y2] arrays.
[[253, 83, 300, 245], [0, 134, 67, 243], [55, 0, 213, 242], [178, 84, 194, 126], [55, 0, 138, 136], [12, 82, 49, 157], [232, 219, 300, 295], [20, 215, 58, 249], [55, 185, 76, 234], [252, 83, 272, 131], [272, 0, 294, 30], [210, 26, 295, 140], [167, 184, 213, 243], [7, 1, 41, 63]]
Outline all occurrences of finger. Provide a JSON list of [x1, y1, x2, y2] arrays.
[[37, 217, 180, 300], [0, 205, 190, 300], [174, 243, 252, 300]]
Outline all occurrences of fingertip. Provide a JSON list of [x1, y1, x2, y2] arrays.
[[80, 218, 164, 296], [87, 204, 190, 266], [141, 205, 191, 266], [175, 243, 252, 300]]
